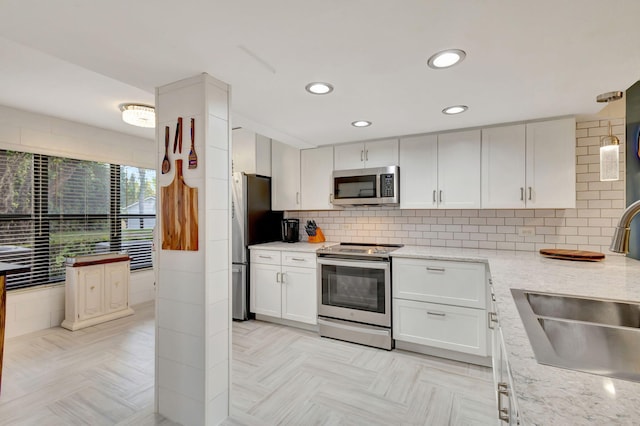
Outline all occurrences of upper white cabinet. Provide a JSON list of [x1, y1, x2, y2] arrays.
[[399, 134, 438, 209], [272, 140, 301, 211], [437, 130, 481, 209], [481, 124, 527, 208], [334, 138, 398, 170], [481, 118, 575, 209], [232, 128, 271, 176], [525, 118, 576, 209], [400, 131, 480, 209], [300, 146, 335, 210]]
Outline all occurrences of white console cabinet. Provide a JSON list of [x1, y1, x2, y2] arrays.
[[61, 253, 134, 331]]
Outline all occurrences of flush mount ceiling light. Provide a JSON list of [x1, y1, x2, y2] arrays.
[[427, 49, 466, 69], [305, 82, 334, 95], [351, 120, 372, 127], [442, 105, 468, 115], [119, 104, 155, 128]]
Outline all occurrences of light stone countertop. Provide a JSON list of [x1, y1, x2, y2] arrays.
[[248, 241, 339, 253], [393, 246, 640, 425]]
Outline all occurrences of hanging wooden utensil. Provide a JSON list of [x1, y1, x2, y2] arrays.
[[178, 117, 183, 153], [161, 159, 198, 251], [173, 119, 179, 153], [161, 126, 171, 174], [188, 118, 198, 169]]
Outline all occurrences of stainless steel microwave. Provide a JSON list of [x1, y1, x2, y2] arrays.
[[332, 166, 399, 206]]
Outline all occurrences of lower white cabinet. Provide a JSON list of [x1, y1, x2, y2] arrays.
[[394, 299, 488, 356], [490, 286, 520, 425], [250, 249, 317, 325], [392, 257, 490, 360], [62, 253, 134, 331]]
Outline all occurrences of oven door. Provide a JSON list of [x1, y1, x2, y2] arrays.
[[317, 257, 391, 327]]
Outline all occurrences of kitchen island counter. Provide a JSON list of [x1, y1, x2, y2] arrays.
[[393, 246, 640, 425]]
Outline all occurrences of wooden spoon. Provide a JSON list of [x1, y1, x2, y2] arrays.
[[188, 118, 198, 169], [161, 126, 170, 174]]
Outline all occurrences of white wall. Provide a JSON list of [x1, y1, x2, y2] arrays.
[[0, 104, 155, 167], [293, 117, 626, 254], [0, 104, 157, 338]]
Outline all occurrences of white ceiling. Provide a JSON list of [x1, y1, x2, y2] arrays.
[[0, 0, 639, 148]]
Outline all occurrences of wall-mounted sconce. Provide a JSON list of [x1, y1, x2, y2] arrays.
[[596, 91, 623, 182], [600, 122, 620, 181]]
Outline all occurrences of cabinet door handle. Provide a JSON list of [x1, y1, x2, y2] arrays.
[[90, 286, 95, 291], [427, 311, 446, 317], [520, 187, 524, 201], [281, 272, 286, 283], [361, 150, 364, 161], [439, 190, 443, 203], [291, 257, 305, 261], [259, 255, 272, 259], [275, 272, 281, 283], [296, 191, 300, 204], [497, 382, 510, 422], [329, 193, 333, 203], [528, 186, 532, 201], [365, 150, 368, 161], [488, 311, 498, 329], [426, 267, 445, 272], [432, 190, 436, 203]]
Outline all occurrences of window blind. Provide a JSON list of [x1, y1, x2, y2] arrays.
[[0, 150, 156, 290]]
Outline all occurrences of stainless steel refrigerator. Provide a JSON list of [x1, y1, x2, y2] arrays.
[[232, 173, 283, 320]]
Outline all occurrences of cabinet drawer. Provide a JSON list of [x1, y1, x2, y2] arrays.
[[281, 251, 316, 269], [250, 249, 281, 265], [392, 258, 486, 309], [393, 299, 488, 356]]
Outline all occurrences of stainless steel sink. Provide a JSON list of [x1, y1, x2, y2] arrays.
[[511, 288, 640, 382]]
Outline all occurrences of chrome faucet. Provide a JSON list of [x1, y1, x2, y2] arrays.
[[610, 199, 640, 253]]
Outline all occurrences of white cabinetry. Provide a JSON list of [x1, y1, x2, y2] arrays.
[[399, 131, 480, 209], [481, 118, 575, 208], [232, 128, 271, 176], [62, 254, 134, 331], [481, 124, 527, 208], [301, 146, 335, 210], [392, 257, 489, 362], [525, 118, 576, 208], [399, 134, 438, 209], [272, 140, 301, 210], [334, 139, 398, 170], [250, 249, 317, 325], [490, 286, 520, 424]]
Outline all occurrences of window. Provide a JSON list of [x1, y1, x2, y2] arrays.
[[0, 150, 156, 290]]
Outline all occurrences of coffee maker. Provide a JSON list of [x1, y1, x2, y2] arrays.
[[281, 219, 299, 243]]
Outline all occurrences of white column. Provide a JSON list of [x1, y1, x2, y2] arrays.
[[155, 73, 231, 425]]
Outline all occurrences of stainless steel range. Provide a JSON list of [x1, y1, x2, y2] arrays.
[[316, 243, 402, 350]]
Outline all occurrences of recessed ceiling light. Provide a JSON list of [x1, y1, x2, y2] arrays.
[[442, 105, 468, 115], [305, 82, 334, 95], [427, 49, 466, 69], [119, 104, 155, 128], [351, 120, 372, 127]]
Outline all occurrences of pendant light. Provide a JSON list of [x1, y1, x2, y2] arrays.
[[596, 91, 623, 182]]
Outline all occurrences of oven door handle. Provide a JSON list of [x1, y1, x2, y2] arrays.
[[317, 318, 390, 337], [317, 257, 390, 270]]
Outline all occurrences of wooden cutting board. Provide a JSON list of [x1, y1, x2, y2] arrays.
[[161, 159, 198, 251], [539, 248, 605, 262]]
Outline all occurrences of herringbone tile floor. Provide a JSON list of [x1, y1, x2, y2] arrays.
[[226, 320, 495, 426], [1, 302, 495, 425]]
